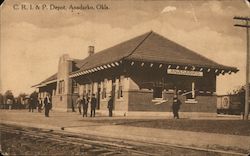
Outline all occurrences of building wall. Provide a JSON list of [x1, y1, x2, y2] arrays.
[[52, 94, 78, 112], [99, 77, 129, 111], [76, 74, 129, 112], [127, 78, 217, 112], [99, 91, 128, 111], [46, 56, 218, 113], [53, 54, 74, 111], [75, 74, 217, 113], [38, 84, 56, 107]]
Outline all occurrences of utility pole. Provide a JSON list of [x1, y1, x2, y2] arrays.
[[234, 16, 250, 120]]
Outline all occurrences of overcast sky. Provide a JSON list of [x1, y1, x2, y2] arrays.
[[1, 0, 249, 96]]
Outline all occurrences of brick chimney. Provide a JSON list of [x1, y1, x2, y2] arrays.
[[88, 46, 94, 56]]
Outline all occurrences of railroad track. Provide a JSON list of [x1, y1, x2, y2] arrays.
[[0, 124, 248, 156], [0, 124, 160, 156]]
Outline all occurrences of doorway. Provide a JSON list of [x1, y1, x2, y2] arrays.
[[97, 87, 101, 110], [111, 80, 116, 110]]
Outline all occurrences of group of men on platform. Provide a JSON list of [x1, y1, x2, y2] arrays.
[[27, 93, 114, 118], [29, 92, 181, 119], [76, 94, 114, 117], [28, 93, 52, 117]]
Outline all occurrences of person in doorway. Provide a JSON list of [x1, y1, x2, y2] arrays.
[[107, 96, 113, 117], [76, 95, 82, 115], [172, 93, 181, 119], [44, 93, 52, 117], [82, 95, 88, 117], [90, 94, 97, 117]]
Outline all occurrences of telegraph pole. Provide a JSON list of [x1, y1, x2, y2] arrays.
[[234, 16, 250, 120]]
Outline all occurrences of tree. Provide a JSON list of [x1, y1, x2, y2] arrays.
[[30, 91, 38, 108], [0, 93, 3, 104], [4, 90, 14, 102], [17, 93, 28, 105], [228, 84, 250, 95], [30, 91, 38, 100], [3, 90, 14, 109], [233, 83, 250, 114]]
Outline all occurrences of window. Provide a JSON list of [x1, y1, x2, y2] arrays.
[[83, 85, 86, 96], [153, 81, 163, 98], [102, 79, 107, 99], [184, 82, 198, 103], [186, 82, 195, 99], [185, 92, 195, 99], [58, 80, 65, 94], [72, 81, 79, 94], [118, 76, 124, 99], [91, 83, 94, 94], [86, 84, 91, 97], [153, 87, 163, 98]]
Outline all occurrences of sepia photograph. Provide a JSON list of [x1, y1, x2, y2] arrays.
[[0, 0, 250, 155]]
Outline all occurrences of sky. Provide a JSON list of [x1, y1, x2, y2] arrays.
[[1, 0, 250, 96]]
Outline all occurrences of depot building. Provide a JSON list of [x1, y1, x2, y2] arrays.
[[34, 31, 238, 115]]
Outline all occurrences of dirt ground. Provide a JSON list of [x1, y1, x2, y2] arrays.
[[1, 110, 249, 155], [1, 124, 234, 156], [86, 119, 250, 136]]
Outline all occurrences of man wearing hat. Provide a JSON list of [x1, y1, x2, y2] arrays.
[[107, 96, 114, 117], [90, 94, 97, 117], [172, 93, 181, 119], [44, 93, 52, 117]]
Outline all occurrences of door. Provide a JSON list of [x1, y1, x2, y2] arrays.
[[97, 87, 101, 110], [111, 80, 116, 110]]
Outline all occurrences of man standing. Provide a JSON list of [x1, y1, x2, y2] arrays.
[[107, 96, 113, 117], [90, 94, 97, 117], [28, 97, 32, 112], [82, 95, 88, 117], [172, 93, 181, 119], [29, 97, 36, 112], [44, 93, 52, 117], [76, 95, 82, 115]]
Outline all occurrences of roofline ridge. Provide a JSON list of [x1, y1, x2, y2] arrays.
[[76, 31, 153, 69], [122, 31, 153, 60], [152, 32, 225, 67]]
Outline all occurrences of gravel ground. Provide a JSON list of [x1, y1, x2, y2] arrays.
[[85, 119, 250, 136], [1, 124, 243, 156]]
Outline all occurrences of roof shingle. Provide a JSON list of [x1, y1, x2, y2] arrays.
[[36, 31, 238, 86]]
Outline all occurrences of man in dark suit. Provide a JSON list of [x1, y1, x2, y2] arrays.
[[172, 93, 181, 119], [90, 94, 97, 117], [44, 93, 52, 117], [82, 95, 88, 117], [107, 96, 113, 117], [30, 97, 38, 112], [28, 97, 33, 112]]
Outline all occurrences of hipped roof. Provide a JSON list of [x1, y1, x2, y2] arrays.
[[35, 31, 238, 87]]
